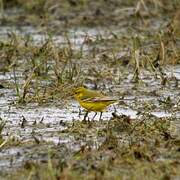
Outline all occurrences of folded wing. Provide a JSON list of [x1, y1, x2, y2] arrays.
[[82, 97, 117, 103]]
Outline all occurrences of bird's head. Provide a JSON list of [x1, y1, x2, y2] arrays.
[[73, 87, 86, 99]]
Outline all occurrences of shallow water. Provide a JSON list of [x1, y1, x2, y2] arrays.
[[0, 25, 180, 171]]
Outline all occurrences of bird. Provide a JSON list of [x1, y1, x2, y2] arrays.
[[73, 86, 117, 121]]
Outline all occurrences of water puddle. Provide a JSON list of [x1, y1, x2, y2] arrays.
[[0, 25, 115, 51], [151, 111, 172, 118], [0, 24, 179, 172]]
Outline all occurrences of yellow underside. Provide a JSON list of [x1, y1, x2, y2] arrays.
[[79, 100, 115, 112]]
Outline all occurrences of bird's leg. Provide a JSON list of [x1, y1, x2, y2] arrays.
[[92, 112, 97, 121], [99, 112, 103, 121], [78, 107, 82, 118], [83, 111, 88, 121], [113, 105, 117, 113]]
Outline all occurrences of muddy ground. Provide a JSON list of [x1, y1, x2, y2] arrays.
[[0, 0, 180, 179]]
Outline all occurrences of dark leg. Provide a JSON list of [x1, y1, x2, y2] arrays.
[[92, 112, 97, 120], [99, 112, 103, 121], [83, 111, 88, 121], [78, 107, 82, 118], [113, 105, 117, 113]]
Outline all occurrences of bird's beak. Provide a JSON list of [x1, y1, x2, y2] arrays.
[[69, 91, 75, 97]]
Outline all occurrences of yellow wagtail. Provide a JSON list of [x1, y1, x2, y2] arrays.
[[73, 87, 117, 121]]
